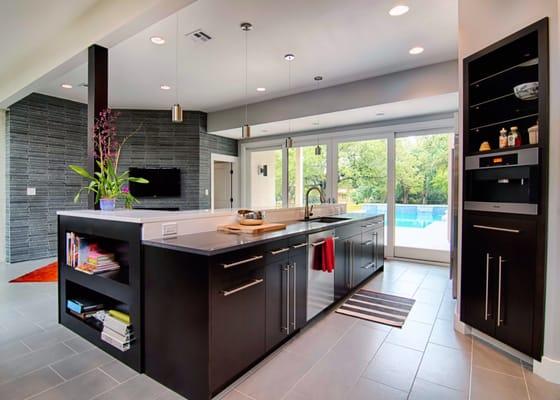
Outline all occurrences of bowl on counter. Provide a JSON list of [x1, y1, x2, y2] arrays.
[[514, 82, 539, 100], [237, 209, 266, 226]]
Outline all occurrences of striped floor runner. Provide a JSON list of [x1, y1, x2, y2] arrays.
[[336, 289, 415, 328]]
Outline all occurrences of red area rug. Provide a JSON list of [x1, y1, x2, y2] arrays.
[[9, 261, 58, 283]]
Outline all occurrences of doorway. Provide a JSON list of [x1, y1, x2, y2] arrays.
[[211, 154, 239, 210]]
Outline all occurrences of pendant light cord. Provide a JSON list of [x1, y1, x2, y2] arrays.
[[288, 59, 292, 133], [176, 13, 179, 105]]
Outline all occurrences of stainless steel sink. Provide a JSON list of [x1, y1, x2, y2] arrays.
[[301, 216, 351, 224]]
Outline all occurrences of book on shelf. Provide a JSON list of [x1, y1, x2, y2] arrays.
[[103, 313, 131, 336], [101, 330, 132, 352], [101, 311, 133, 352], [66, 298, 104, 314], [66, 233, 90, 268], [108, 309, 131, 325], [65, 236, 122, 275]]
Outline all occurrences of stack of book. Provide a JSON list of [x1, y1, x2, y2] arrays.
[[66, 298, 104, 330], [101, 310, 134, 352], [75, 246, 120, 275], [66, 233, 89, 268]]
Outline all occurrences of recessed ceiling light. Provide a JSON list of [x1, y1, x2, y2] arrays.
[[61, 83, 72, 89], [409, 46, 424, 55], [256, 87, 266, 92], [389, 5, 409, 16], [284, 53, 295, 61], [150, 36, 166, 45], [160, 85, 171, 90]]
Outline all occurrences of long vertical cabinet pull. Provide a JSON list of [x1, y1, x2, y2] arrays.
[[485, 253, 493, 320], [286, 263, 291, 333], [291, 262, 296, 330], [497, 256, 506, 327]]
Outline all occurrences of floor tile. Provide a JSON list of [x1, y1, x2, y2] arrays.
[[22, 326, 75, 350], [220, 390, 253, 400], [0, 342, 75, 384], [470, 366, 528, 400], [429, 318, 471, 352], [0, 367, 63, 400], [30, 369, 118, 400], [346, 377, 407, 400], [523, 366, 560, 400], [408, 378, 466, 400], [362, 342, 423, 392], [63, 336, 95, 353], [235, 350, 315, 400], [413, 288, 444, 306], [156, 389, 188, 400], [385, 320, 432, 351], [51, 347, 113, 380], [416, 343, 470, 391], [328, 322, 388, 362], [92, 374, 169, 400], [472, 339, 522, 377], [407, 302, 439, 325], [0, 339, 31, 361], [100, 360, 139, 383], [437, 299, 456, 321]]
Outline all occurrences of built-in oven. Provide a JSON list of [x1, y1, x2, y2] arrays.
[[464, 147, 539, 215]]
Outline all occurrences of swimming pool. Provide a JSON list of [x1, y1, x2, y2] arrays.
[[361, 204, 447, 228]]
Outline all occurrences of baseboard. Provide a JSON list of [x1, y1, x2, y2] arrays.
[[453, 313, 471, 335], [534, 356, 560, 384]]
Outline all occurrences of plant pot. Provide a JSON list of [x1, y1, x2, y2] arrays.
[[100, 198, 116, 211]]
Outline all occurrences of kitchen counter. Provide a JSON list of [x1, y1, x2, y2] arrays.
[[143, 213, 380, 256]]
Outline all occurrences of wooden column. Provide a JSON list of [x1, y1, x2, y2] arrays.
[[87, 45, 108, 209]]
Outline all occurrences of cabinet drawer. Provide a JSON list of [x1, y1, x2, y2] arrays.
[[335, 224, 361, 240], [264, 239, 290, 263], [213, 247, 265, 271]]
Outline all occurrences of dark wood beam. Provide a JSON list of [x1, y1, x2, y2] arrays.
[[87, 45, 108, 209]]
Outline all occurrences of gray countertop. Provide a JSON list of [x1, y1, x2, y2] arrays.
[[143, 213, 383, 256]]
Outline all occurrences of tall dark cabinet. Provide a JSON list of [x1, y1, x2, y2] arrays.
[[461, 18, 548, 360]]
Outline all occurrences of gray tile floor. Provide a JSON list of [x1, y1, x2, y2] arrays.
[[1, 258, 559, 400]]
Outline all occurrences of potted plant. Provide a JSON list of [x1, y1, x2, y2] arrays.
[[69, 109, 148, 210]]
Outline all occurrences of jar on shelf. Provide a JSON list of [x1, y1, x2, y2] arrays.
[[507, 126, 518, 147], [528, 121, 539, 144], [499, 127, 508, 149]]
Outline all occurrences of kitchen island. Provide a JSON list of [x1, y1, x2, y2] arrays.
[[57, 208, 384, 400]]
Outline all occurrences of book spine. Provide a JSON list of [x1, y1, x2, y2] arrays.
[[101, 331, 130, 352], [103, 315, 130, 336]]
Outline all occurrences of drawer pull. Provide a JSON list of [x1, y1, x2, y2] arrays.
[[311, 237, 339, 247], [221, 278, 264, 296], [473, 224, 520, 234], [361, 262, 375, 269], [361, 240, 374, 246], [221, 255, 263, 269], [270, 247, 290, 255], [292, 242, 307, 249]]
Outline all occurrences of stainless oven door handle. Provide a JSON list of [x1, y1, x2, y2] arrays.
[[485, 253, 493, 320]]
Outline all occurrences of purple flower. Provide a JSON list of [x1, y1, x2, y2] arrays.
[[121, 185, 129, 194]]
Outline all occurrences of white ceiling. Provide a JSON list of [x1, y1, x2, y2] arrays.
[[212, 92, 458, 139], [36, 0, 458, 112]]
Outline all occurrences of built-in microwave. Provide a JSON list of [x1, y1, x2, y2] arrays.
[[464, 147, 539, 215]]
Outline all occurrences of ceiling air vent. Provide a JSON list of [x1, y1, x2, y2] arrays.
[[185, 29, 212, 43]]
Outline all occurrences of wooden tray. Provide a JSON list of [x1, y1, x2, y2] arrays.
[[217, 222, 287, 234]]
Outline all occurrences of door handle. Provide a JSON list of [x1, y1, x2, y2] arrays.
[[497, 256, 506, 327], [281, 265, 290, 333], [291, 262, 296, 329], [221, 255, 263, 269], [485, 253, 493, 320], [473, 224, 520, 234], [221, 278, 264, 296], [292, 242, 307, 249], [270, 247, 290, 255], [361, 240, 373, 246]]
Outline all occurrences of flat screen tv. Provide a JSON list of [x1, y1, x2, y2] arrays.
[[129, 168, 181, 198]]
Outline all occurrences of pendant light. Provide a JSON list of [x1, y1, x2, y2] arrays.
[[241, 22, 253, 138], [172, 13, 183, 123], [313, 75, 323, 156]]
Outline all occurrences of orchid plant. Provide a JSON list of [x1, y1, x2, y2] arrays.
[[69, 109, 148, 208]]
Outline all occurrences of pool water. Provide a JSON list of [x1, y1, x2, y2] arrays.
[[360, 204, 447, 229]]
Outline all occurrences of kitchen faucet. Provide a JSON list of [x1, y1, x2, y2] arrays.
[[304, 186, 325, 221]]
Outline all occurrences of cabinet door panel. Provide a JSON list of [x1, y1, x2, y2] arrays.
[[211, 264, 265, 391], [265, 261, 288, 350], [290, 247, 308, 331], [461, 215, 497, 335], [494, 218, 536, 356], [374, 226, 385, 271], [334, 239, 350, 300]]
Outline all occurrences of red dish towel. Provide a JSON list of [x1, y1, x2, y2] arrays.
[[322, 236, 335, 273]]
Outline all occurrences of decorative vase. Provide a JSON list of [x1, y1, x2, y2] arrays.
[[100, 198, 116, 211]]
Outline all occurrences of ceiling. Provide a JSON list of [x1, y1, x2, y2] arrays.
[[36, 0, 458, 112], [212, 93, 458, 139]]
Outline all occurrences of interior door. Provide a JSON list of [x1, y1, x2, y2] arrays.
[[213, 162, 232, 209]]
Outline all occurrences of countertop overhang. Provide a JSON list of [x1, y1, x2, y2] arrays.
[[143, 213, 383, 256]]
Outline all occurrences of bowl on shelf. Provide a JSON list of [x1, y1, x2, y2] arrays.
[[514, 82, 539, 100], [479, 141, 491, 152]]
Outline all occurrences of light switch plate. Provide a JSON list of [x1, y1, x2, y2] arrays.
[[162, 222, 178, 237], [27, 187, 36, 196]]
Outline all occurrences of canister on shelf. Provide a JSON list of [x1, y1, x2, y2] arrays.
[[528, 122, 539, 144], [499, 127, 508, 149]]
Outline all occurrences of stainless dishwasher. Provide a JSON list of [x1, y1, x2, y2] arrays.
[[307, 229, 335, 321]]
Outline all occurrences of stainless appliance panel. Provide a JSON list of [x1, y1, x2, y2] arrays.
[[307, 230, 335, 321], [464, 201, 538, 215], [465, 147, 539, 170]]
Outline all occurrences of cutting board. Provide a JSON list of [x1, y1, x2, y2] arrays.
[[218, 222, 287, 234]]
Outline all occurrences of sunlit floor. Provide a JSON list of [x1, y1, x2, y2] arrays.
[[0, 258, 559, 399], [395, 221, 450, 251]]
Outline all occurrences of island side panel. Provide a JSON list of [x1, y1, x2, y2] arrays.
[[143, 245, 211, 400]]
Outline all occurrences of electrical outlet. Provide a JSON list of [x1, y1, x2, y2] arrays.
[[162, 222, 178, 237], [27, 187, 36, 196]]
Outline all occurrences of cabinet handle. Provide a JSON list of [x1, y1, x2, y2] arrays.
[[221, 255, 263, 269], [362, 262, 375, 269], [286, 264, 290, 333], [361, 240, 373, 246], [497, 256, 506, 327], [473, 224, 520, 234], [292, 242, 307, 249], [484, 253, 493, 320], [291, 262, 296, 329], [221, 278, 264, 296], [270, 247, 290, 255]]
